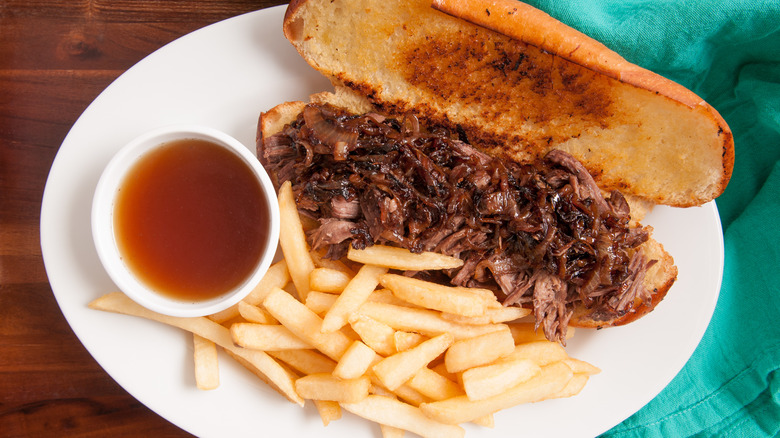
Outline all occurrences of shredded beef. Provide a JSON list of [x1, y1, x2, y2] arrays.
[[260, 103, 654, 343]]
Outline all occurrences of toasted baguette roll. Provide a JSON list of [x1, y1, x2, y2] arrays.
[[282, 0, 733, 207]]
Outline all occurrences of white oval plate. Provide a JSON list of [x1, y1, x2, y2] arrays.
[[41, 6, 724, 438]]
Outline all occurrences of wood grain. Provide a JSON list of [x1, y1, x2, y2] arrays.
[[0, 2, 286, 436]]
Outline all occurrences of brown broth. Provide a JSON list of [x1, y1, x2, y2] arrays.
[[114, 138, 269, 302]]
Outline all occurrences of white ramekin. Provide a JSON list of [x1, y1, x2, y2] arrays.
[[91, 125, 279, 317]]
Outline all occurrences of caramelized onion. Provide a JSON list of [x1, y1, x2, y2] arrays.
[[302, 105, 358, 160]]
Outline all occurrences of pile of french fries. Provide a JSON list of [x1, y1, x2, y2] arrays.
[[89, 181, 599, 438]]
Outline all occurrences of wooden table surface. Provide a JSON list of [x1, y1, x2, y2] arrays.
[[1, 2, 285, 436]]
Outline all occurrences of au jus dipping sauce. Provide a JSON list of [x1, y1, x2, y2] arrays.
[[113, 138, 270, 302]]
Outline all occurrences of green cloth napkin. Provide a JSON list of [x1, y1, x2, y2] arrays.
[[522, 0, 780, 436]]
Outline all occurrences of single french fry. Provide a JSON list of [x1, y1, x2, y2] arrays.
[[380, 274, 489, 317], [552, 373, 590, 399], [508, 322, 575, 344], [440, 306, 531, 325], [453, 286, 502, 306], [322, 264, 388, 333], [370, 288, 419, 307], [305, 291, 339, 315], [310, 267, 352, 293], [348, 313, 397, 357], [237, 301, 278, 324], [278, 180, 316, 301], [471, 414, 495, 428], [373, 333, 454, 390], [333, 341, 378, 380], [89, 292, 303, 406], [501, 341, 568, 367], [348, 245, 464, 271], [420, 362, 573, 425], [380, 423, 406, 438], [561, 358, 601, 376], [208, 260, 289, 323], [268, 349, 337, 375], [313, 399, 342, 426], [394, 331, 427, 352], [262, 287, 352, 361], [407, 367, 463, 401], [341, 395, 465, 438], [444, 327, 515, 373], [356, 301, 506, 340], [230, 323, 313, 351], [461, 358, 541, 401], [193, 334, 219, 390], [295, 373, 371, 403]]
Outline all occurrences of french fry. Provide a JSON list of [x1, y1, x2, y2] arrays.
[[208, 260, 289, 323], [322, 264, 388, 333], [561, 358, 601, 376], [89, 292, 303, 406], [348, 313, 397, 357], [453, 286, 503, 306], [305, 291, 339, 315], [237, 301, 278, 324], [471, 414, 495, 428], [551, 373, 590, 399], [407, 367, 464, 401], [508, 322, 575, 344], [419, 362, 573, 425], [461, 358, 541, 401], [230, 323, 313, 351], [501, 341, 568, 367], [356, 301, 506, 340], [295, 373, 371, 403], [193, 334, 219, 390], [268, 349, 337, 375], [380, 274, 490, 317], [444, 327, 515, 373], [373, 333, 454, 390], [262, 287, 352, 361], [348, 244, 464, 271], [394, 331, 427, 352], [440, 306, 531, 325], [333, 341, 378, 380], [380, 423, 406, 438], [370, 288, 419, 307], [341, 395, 465, 438], [310, 267, 353, 293], [278, 180, 316, 301], [313, 399, 342, 426]]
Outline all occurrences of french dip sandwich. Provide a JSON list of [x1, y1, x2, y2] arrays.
[[257, 0, 734, 343]]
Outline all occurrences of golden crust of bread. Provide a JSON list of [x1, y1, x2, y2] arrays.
[[282, 0, 733, 208], [570, 237, 677, 328]]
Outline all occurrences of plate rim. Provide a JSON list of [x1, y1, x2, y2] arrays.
[[39, 5, 725, 437]]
